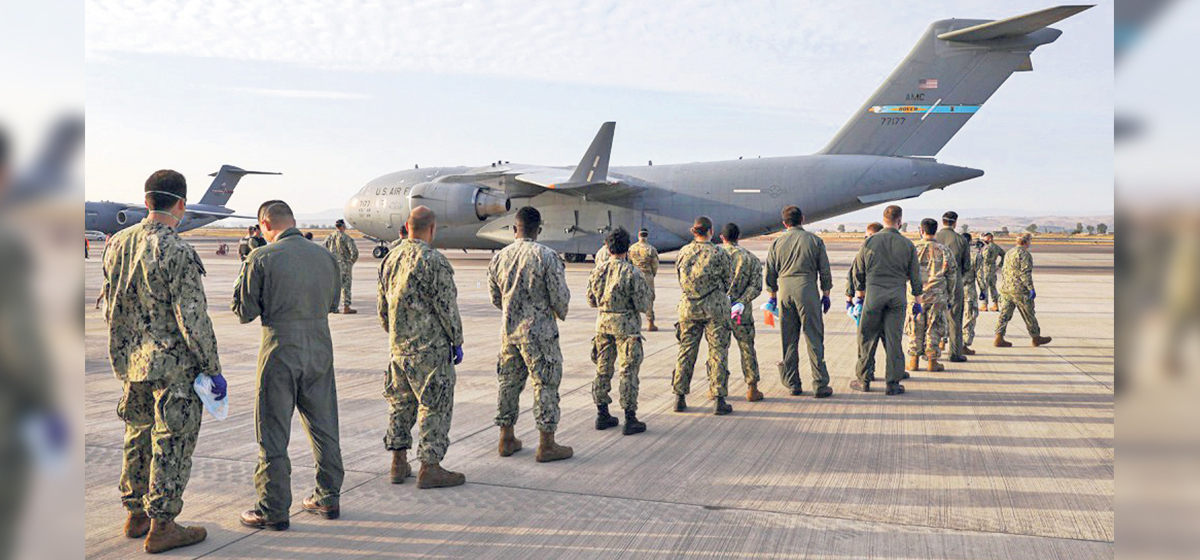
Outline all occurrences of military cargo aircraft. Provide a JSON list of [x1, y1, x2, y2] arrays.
[[344, 5, 1093, 261], [85, 165, 279, 235]]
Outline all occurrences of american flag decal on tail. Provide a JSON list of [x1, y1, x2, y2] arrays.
[[918, 78, 938, 90]]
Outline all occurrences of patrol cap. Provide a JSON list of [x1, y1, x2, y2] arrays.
[[942, 211, 959, 223], [638, 228, 649, 237], [335, 219, 346, 228]]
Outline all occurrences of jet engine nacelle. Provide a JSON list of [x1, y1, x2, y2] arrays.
[[116, 208, 148, 225], [407, 182, 510, 226]]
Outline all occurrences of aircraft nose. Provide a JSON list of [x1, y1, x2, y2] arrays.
[[344, 197, 359, 229]]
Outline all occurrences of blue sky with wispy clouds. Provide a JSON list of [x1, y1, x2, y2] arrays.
[[85, 0, 1113, 215]]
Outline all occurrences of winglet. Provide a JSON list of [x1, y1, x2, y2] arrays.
[[567, 122, 615, 185], [938, 5, 1093, 42]]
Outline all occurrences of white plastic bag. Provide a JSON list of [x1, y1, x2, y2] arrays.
[[193, 375, 229, 421]]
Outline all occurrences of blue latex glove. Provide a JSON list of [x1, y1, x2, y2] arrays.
[[821, 295, 831, 314], [980, 292, 987, 301], [845, 300, 854, 313], [38, 412, 69, 452], [912, 302, 923, 316], [1030, 289, 1036, 300], [452, 345, 464, 365], [209, 374, 228, 401], [768, 296, 778, 309]]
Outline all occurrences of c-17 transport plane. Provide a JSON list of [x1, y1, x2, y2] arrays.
[[85, 165, 280, 236], [345, 5, 1093, 261]]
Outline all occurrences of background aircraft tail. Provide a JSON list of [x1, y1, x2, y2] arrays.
[[200, 165, 281, 207], [820, 5, 1092, 158]]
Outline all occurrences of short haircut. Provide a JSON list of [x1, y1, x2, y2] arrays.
[[257, 199, 295, 223], [638, 228, 649, 238], [942, 211, 958, 225], [691, 215, 713, 237], [721, 222, 741, 242], [920, 218, 938, 236], [515, 206, 541, 232], [963, 232, 973, 243], [408, 205, 436, 233], [782, 206, 803, 227], [247, 225, 258, 234], [144, 169, 187, 211], [866, 222, 884, 234], [883, 205, 903, 223], [1018, 233, 1032, 246], [398, 224, 408, 238], [606, 227, 631, 255], [983, 231, 994, 238]]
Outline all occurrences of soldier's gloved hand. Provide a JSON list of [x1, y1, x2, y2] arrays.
[[821, 295, 831, 314], [852, 297, 863, 320], [1030, 289, 1036, 300], [980, 292, 987, 301], [452, 345, 464, 365], [209, 374, 228, 401], [912, 302, 923, 316]]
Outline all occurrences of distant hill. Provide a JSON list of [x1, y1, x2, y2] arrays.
[[810, 213, 1114, 234], [213, 208, 345, 229]]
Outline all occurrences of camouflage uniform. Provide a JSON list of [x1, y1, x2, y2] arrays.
[[766, 226, 833, 391], [488, 239, 572, 432], [628, 239, 660, 323], [723, 243, 763, 384], [594, 244, 611, 266], [995, 245, 1042, 337], [935, 227, 970, 359], [904, 239, 954, 359], [102, 219, 219, 521], [587, 259, 651, 412], [378, 239, 464, 464], [324, 229, 359, 307], [979, 241, 1005, 305], [963, 247, 983, 346], [233, 227, 344, 521], [673, 241, 733, 398]]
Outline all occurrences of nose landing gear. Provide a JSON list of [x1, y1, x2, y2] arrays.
[[372, 243, 390, 259]]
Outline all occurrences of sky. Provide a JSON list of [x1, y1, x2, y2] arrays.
[[84, 0, 1113, 216]]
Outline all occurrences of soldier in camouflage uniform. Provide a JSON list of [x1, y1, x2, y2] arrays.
[[488, 206, 574, 462], [672, 216, 736, 415], [962, 233, 983, 348], [935, 211, 972, 361], [850, 205, 923, 396], [720, 223, 765, 402], [905, 219, 955, 372], [766, 206, 834, 398], [628, 229, 660, 331], [378, 206, 466, 488], [995, 234, 1053, 347], [594, 242, 612, 267], [234, 200, 344, 530], [102, 170, 222, 553], [979, 232, 1005, 311], [587, 227, 651, 435], [324, 219, 359, 314]]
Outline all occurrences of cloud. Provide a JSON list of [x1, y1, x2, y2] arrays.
[[225, 87, 371, 100]]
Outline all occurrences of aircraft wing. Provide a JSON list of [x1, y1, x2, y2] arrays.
[[185, 209, 256, 220]]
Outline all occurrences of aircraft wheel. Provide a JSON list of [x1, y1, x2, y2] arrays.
[[373, 245, 388, 259], [563, 253, 584, 263]]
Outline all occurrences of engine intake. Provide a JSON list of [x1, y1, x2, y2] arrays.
[[116, 209, 148, 225], [408, 182, 510, 225]]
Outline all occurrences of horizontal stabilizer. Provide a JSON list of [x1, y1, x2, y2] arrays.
[[938, 5, 1094, 42], [200, 165, 282, 207]]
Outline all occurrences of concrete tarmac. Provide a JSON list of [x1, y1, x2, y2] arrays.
[[84, 236, 1113, 559]]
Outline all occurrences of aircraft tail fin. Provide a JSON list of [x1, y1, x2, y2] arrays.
[[199, 165, 281, 206], [568, 122, 614, 184], [819, 5, 1093, 157]]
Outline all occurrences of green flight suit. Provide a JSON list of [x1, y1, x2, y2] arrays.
[[851, 227, 923, 384], [233, 227, 344, 522], [935, 227, 969, 359], [766, 226, 833, 391]]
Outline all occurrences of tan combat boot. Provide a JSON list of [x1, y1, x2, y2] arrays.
[[417, 462, 466, 489], [989, 303, 999, 312], [390, 449, 411, 484], [994, 334, 1013, 348], [144, 519, 207, 554], [535, 430, 573, 463], [906, 355, 919, 371], [746, 382, 763, 402], [963, 346, 976, 355], [1032, 335, 1053, 347], [125, 512, 150, 539], [647, 320, 659, 332], [341, 305, 358, 315], [926, 357, 945, 372], [498, 425, 522, 457], [979, 303, 988, 312]]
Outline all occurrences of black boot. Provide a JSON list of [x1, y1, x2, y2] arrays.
[[674, 394, 687, 412], [622, 410, 646, 435], [595, 404, 619, 430], [713, 397, 733, 416]]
